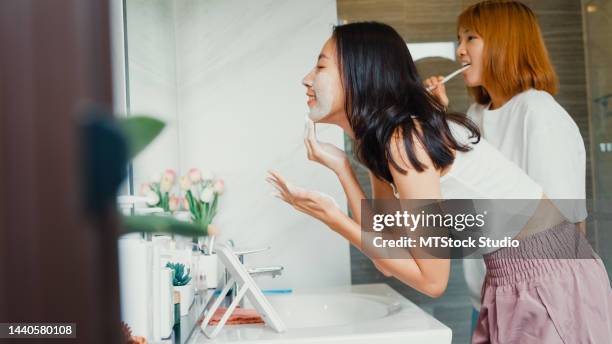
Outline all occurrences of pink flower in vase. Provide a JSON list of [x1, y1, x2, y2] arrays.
[[179, 176, 191, 191], [189, 168, 202, 183], [164, 169, 177, 182], [182, 197, 190, 211], [169, 196, 180, 212], [160, 170, 176, 193], [213, 179, 225, 194], [140, 183, 152, 196]]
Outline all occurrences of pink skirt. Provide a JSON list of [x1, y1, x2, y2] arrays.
[[472, 221, 612, 343]]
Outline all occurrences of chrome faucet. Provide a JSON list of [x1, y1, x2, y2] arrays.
[[223, 242, 283, 307], [247, 266, 283, 278]]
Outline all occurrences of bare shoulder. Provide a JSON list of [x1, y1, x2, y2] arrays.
[[388, 126, 435, 173], [388, 125, 443, 200]]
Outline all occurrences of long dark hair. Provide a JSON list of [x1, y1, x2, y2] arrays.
[[333, 22, 480, 183]]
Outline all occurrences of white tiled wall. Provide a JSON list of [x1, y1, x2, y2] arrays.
[[126, 0, 181, 189]]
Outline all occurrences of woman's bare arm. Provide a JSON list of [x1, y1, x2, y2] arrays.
[[372, 130, 450, 296], [326, 210, 449, 298], [279, 123, 451, 297], [334, 132, 450, 295], [335, 163, 397, 224], [335, 166, 368, 224], [268, 158, 450, 297]]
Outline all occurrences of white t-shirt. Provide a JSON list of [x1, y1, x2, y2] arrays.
[[467, 88, 587, 222]]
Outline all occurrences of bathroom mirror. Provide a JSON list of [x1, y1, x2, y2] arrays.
[[114, 0, 351, 295]]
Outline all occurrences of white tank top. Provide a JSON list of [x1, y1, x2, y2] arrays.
[[390, 121, 543, 200]]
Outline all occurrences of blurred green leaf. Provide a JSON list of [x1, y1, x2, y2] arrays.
[[117, 116, 202, 237], [121, 215, 208, 237], [118, 116, 165, 159]]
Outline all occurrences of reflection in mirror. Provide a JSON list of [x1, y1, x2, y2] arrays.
[[124, 0, 181, 193], [114, 0, 349, 342]]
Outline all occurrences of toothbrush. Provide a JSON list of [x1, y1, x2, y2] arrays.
[[426, 64, 471, 91]]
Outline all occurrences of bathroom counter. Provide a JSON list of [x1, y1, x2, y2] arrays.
[[185, 283, 452, 344]]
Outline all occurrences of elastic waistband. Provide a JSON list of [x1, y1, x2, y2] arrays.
[[483, 221, 595, 286]]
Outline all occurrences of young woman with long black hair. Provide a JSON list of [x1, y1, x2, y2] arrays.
[[267, 22, 611, 343]]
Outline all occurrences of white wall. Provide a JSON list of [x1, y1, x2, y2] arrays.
[[173, 0, 350, 289], [126, 0, 181, 190]]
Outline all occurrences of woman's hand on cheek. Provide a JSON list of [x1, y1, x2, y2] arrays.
[[266, 170, 341, 225], [304, 119, 350, 175]]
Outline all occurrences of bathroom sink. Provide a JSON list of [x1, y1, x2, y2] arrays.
[[187, 283, 452, 343], [267, 292, 398, 329]]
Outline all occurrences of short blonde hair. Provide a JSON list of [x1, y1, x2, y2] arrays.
[[458, 0, 558, 104]]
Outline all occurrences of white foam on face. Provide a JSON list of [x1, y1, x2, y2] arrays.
[[308, 72, 334, 121]]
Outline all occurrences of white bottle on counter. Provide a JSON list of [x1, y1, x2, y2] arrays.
[[159, 267, 174, 338], [118, 236, 154, 339], [198, 254, 220, 289]]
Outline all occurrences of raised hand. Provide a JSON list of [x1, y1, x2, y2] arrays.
[[423, 76, 449, 108], [266, 170, 339, 223], [304, 118, 350, 175]]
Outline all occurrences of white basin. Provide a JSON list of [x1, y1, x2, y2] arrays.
[[268, 292, 397, 329], [187, 283, 452, 343]]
